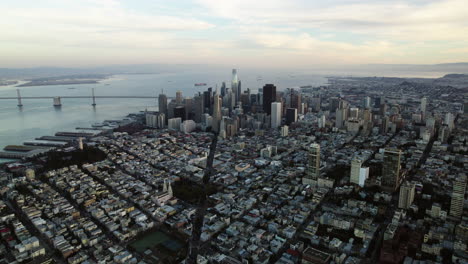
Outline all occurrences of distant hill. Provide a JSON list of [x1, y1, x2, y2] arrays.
[[358, 62, 468, 73], [0, 64, 199, 79], [1, 62, 467, 80], [441, 73, 468, 78]]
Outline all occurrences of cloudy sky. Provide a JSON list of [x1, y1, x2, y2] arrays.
[[1, 0, 468, 68]]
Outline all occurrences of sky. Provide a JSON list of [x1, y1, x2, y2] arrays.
[[1, 0, 468, 68]]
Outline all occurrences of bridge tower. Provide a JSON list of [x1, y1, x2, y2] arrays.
[[16, 89, 23, 107], [92, 88, 96, 106], [53, 97, 62, 107]]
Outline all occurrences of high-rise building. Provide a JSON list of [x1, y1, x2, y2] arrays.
[[450, 175, 467, 218], [303, 143, 320, 185], [240, 93, 250, 109], [202, 113, 212, 130], [380, 103, 388, 116], [232, 69, 239, 102], [250, 94, 257, 107], [445, 112, 454, 130], [203, 89, 212, 113], [310, 97, 320, 112], [382, 116, 390, 134], [318, 114, 326, 128], [180, 120, 196, 133], [271, 102, 282, 128], [184, 97, 193, 120], [439, 125, 449, 143], [399, 181, 415, 209], [257, 87, 263, 106], [212, 93, 222, 132], [263, 84, 277, 115], [167, 100, 177, 119], [237, 80, 242, 103], [158, 93, 168, 119], [174, 106, 186, 121], [280, 125, 289, 137], [421, 97, 427, 114], [286, 108, 298, 125], [363, 96, 371, 109], [146, 112, 165, 128], [176, 90, 183, 104], [382, 148, 402, 191], [193, 94, 204, 123], [290, 89, 302, 113], [220, 82, 226, 97], [349, 159, 369, 187], [350, 158, 362, 186], [335, 108, 347, 128], [359, 167, 369, 187], [349, 107, 359, 119], [168, 117, 182, 130], [329, 97, 340, 112], [374, 97, 381, 108], [362, 109, 372, 123]]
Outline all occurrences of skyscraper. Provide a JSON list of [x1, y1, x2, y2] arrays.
[[421, 97, 427, 114], [350, 158, 362, 186], [271, 102, 282, 128], [174, 106, 186, 121], [290, 89, 302, 112], [399, 181, 415, 209], [382, 148, 402, 191], [232, 69, 239, 102], [363, 96, 371, 109], [445, 112, 454, 130], [184, 97, 193, 120], [335, 108, 347, 129], [212, 93, 222, 132], [310, 97, 321, 112], [286, 108, 298, 125], [193, 93, 204, 123], [318, 114, 326, 128], [263, 84, 277, 115], [158, 93, 168, 121], [303, 143, 320, 185], [450, 174, 467, 218], [203, 90, 212, 113], [329, 97, 340, 112], [349, 107, 359, 119], [176, 90, 183, 104], [382, 116, 390, 134], [220, 82, 226, 97], [237, 80, 242, 103], [374, 97, 381, 108], [280, 125, 289, 137]]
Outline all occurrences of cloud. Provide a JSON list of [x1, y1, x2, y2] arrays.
[[196, 0, 468, 42], [0, 0, 467, 67]]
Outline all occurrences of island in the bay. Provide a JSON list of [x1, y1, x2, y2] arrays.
[[17, 74, 111, 87]]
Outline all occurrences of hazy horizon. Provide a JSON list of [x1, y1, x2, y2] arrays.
[[1, 0, 468, 68]]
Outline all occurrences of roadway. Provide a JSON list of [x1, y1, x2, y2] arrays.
[[0, 96, 160, 99]]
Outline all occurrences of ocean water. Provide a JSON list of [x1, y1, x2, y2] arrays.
[[0, 67, 456, 161], [0, 69, 328, 153]]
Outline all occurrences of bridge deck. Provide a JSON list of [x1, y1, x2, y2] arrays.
[[0, 96, 160, 99]]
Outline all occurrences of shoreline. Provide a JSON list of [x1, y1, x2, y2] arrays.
[[17, 79, 101, 87], [0, 111, 144, 164]]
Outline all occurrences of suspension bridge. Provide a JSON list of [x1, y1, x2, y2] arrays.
[[0, 88, 171, 107]]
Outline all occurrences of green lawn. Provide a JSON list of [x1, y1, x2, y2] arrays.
[[130, 231, 170, 253]]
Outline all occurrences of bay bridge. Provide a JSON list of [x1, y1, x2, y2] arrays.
[[0, 88, 172, 107]]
